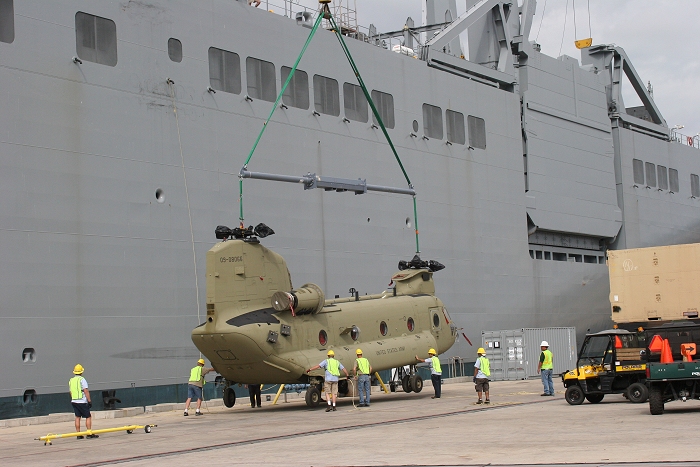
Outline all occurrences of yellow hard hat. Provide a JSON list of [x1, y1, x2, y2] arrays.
[[356, 349, 363, 355], [73, 364, 84, 374], [428, 348, 436, 355], [477, 347, 486, 355], [197, 358, 205, 365], [327, 350, 335, 357]]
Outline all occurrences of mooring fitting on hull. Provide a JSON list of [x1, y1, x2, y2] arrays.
[[272, 283, 324, 316]]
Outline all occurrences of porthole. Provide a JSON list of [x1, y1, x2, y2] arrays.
[[380, 321, 388, 336], [22, 348, 36, 363], [367, 218, 371, 223], [155, 188, 165, 203], [168, 38, 183, 63], [432, 313, 440, 327], [350, 325, 360, 341], [405, 217, 411, 228], [412, 120, 419, 132], [407, 318, 414, 332], [23, 389, 37, 405], [319, 330, 328, 346]]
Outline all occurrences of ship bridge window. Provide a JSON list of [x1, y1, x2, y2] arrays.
[[281, 66, 309, 110], [658, 165, 668, 190], [208, 47, 241, 94], [446, 110, 466, 145], [343, 82, 368, 123], [645, 162, 656, 187], [632, 159, 645, 185], [313, 75, 339, 116], [75, 12, 118, 67], [692, 174, 700, 198], [0, 0, 14, 44], [247, 57, 276, 102], [371, 90, 395, 129], [168, 38, 182, 63], [669, 168, 679, 193], [467, 115, 486, 149], [422, 104, 443, 139]]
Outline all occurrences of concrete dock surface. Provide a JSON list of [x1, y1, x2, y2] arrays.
[[3, 379, 700, 467]]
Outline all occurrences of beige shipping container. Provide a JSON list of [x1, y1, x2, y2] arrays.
[[608, 243, 700, 323]]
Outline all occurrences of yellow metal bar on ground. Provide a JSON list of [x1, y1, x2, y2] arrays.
[[374, 372, 389, 394], [36, 424, 156, 445], [272, 384, 285, 405]]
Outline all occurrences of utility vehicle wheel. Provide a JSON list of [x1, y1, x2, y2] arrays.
[[649, 385, 664, 415], [627, 382, 648, 403], [402, 375, 412, 393], [565, 385, 584, 405], [223, 387, 236, 408], [305, 386, 321, 408], [409, 374, 423, 393], [585, 394, 604, 404]]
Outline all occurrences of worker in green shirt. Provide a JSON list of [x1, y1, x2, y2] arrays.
[[473, 348, 491, 404], [353, 349, 373, 407], [537, 341, 554, 396]]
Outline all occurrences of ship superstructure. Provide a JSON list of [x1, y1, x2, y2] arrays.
[[1, 0, 699, 418]]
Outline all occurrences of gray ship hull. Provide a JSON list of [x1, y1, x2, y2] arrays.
[[1, 0, 698, 418]]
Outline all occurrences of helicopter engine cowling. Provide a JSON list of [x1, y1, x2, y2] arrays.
[[271, 283, 325, 315]]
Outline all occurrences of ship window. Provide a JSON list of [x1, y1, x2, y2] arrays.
[[599, 256, 605, 264], [645, 162, 656, 187], [632, 159, 645, 185], [168, 38, 182, 63], [446, 110, 465, 145], [669, 168, 679, 193], [692, 174, 700, 198], [343, 83, 368, 123], [371, 90, 395, 129], [22, 389, 37, 405], [407, 317, 415, 332], [584, 255, 597, 264], [281, 66, 309, 110], [569, 254, 582, 262], [467, 115, 486, 149], [208, 47, 241, 94], [657, 165, 668, 190], [22, 348, 36, 363], [0, 0, 14, 44], [535, 250, 543, 259], [552, 252, 567, 261], [75, 12, 118, 67], [319, 330, 328, 346], [544, 251, 551, 260], [422, 104, 443, 139], [529, 250, 534, 258], [247, 57, 276, 102], [379, 321, 388, 336], [313, 75, 339, 116]]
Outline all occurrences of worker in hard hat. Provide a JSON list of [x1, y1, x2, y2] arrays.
[[416, 348, 442, 399], [473, 348, 491, 404], [537, 341, 554, 396], [306, 349, 349, 412], [184, 358, 215, 416], [353, 349, 373, 407], [69, 364, 97, 438], [246, 383, 262, 408]]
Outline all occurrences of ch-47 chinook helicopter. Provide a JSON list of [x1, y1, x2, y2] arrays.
[[191, 223, 457, 408]]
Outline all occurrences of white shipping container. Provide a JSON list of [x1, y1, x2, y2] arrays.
[[481, 327, 577, 380]]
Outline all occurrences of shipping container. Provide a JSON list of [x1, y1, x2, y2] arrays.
[[481, 328, 577, 380], [608, 243, 700, 323]]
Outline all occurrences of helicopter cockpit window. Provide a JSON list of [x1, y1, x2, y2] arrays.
[[380, 321, 388, 336], [407, 317, 415, 332], [579, 335, 610, 364], [319, 330, 328, 346]]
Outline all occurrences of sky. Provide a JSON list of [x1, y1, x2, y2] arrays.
[[283, 0, 700, 137]]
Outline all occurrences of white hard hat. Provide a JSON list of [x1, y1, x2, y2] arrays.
[[541, 341, 549, 347]]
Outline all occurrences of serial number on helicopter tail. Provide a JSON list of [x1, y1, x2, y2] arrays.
[[376, 347, 405, 355]]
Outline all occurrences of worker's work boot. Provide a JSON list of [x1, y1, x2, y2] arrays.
[[325, 406, 332, 412]]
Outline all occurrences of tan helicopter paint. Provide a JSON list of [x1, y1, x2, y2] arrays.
[[192, 239, 456, 385]]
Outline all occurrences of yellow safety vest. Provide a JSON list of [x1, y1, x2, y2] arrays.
[[431, 356, 442, 373], [356, 357, 370, 374], [541, 350, 553, 370], [69, 376, 84, 400], [326, 358, 340, 376], [189, 366, 203, 384], [478, 356, 491, 377]]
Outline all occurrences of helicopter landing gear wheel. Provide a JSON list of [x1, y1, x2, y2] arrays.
[[305, 386, 321, 407], [401, 375, 412, 393], [409, 374, 423, 393], [223, 387, 236, 408]]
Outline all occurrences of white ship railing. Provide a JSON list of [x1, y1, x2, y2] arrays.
[[670, 129, 700, 149]]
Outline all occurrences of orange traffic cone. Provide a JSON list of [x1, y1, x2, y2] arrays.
[[660, 338, 674, 363]]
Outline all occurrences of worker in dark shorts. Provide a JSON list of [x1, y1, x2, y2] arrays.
[[473, 348, 491, 404], [69, 364, 98, 439]]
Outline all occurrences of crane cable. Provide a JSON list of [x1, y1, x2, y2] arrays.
[[239, 3, 420, 254]]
